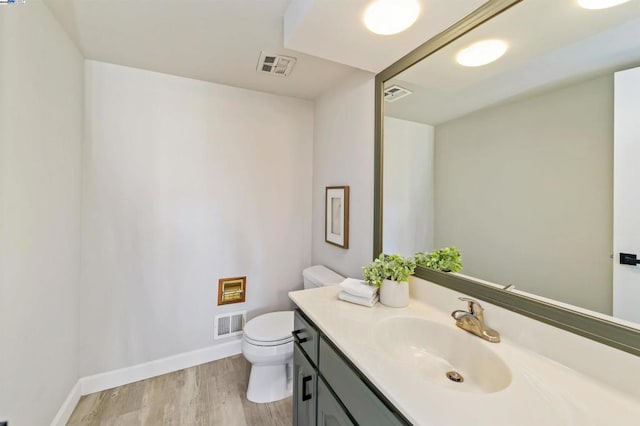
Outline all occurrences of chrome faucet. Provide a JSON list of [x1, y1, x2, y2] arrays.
[[451, 297, 500, 343]]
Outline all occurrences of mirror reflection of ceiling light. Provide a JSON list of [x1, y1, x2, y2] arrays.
[[364, 0, 420, 35], [456, 40, 508, 67], [577, 0, 631, 9]]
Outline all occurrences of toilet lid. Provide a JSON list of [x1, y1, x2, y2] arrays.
[[244, 311, 294, 343]]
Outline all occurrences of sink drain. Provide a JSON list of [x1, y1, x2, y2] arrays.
[[446, 371, 464, 383]]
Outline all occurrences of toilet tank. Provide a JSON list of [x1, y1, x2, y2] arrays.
[[303, 265, 344, 289]]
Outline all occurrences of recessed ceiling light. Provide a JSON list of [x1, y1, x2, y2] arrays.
[[456, 40, 508, 67], [364, 0, 420, 36], [577, 0, 631, 9]]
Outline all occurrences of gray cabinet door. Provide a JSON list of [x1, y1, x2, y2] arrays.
[[294, 344, 317, 426], [319, 338, 407, 426], [317, 377, 355, 426]]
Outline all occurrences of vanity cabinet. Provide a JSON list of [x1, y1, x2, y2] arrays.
[[318, 339, 405, 426], [293, 308, 319, 364], [293, 309, 410, 426], [293, 344, 317, 425], [317, 377, 354, 426]]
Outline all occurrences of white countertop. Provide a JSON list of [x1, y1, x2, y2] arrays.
[[289, 286, 640, 426]]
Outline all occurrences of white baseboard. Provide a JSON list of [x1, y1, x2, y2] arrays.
[[51, 339, 242, 425], [50, 381, 81, 426], [80, 339, 243, 395]]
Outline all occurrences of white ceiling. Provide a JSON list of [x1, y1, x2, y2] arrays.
[[41, 0, 490, 100], [385, 0, 640, 124], [41, 0, 355, 99], [284, 0, 487, 73]]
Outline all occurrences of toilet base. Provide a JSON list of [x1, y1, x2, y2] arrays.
[[246, 363, 292, 403]]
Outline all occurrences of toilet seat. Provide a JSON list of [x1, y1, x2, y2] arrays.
[[244, 311, 294, 345], [244, 335, 293, 347]]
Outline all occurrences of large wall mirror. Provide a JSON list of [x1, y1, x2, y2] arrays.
[[374, 0, 640, 355]]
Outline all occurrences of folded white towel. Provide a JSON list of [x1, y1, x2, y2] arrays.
[[338, 291, 379, 307], [339, 278, 378, 298]]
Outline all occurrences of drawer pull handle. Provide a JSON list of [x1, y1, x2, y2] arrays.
[[302, 375, 313, 401], [292, 329, 308, 344]]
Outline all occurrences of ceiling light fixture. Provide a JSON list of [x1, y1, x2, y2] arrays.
[[364, 0, 420, 36], [456, 39, 508, 67], [577, 0, 631, 9]]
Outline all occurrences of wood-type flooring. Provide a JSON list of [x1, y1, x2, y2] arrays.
[[67, 355, 292, 426]]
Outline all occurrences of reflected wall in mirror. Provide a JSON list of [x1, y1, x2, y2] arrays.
[[382, 0, 640, 327]]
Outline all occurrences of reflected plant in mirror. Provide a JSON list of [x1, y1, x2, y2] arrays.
[[375, 0, 640, 354], [415, 246, 463, 273]]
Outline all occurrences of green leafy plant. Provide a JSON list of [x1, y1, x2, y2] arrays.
[[362, 254, 416, 288], [414, 246, 463, 273]]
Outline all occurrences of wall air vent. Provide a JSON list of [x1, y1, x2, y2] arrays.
[[384, 85, 412, 102], [214, 310, 246, 340], [257, 52, 297, 77]]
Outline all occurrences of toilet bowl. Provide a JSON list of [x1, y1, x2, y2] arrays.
[[242, 311, 294, 403], [242, 265, 344, 403]]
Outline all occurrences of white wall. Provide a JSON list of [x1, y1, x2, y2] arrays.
[[613, 67, 640, 323], [383, 117, 434, 257], [0, 1, 83, 424], [312, 71, 375, 278], [434, 76, 613, 314], [81, 61, 314, 376]]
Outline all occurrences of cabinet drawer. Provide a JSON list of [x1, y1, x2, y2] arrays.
[[294, 310, 319, 365], [319, 338, 407, 426]]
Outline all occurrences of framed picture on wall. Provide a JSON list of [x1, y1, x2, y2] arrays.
[[325, 186, 349, 249]]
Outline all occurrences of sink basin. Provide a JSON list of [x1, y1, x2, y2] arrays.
[[377, 317, 512, 394]]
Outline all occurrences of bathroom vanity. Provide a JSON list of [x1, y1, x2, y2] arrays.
[[289, 283, 640, 425], [295, 1, 640, 424], [292, 308, 409, 425]]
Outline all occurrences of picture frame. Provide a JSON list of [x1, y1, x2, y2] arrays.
[[325, 186, 349, 249]]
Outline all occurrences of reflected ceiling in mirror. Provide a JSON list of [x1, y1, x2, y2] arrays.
[[382, 0, 640, 328]]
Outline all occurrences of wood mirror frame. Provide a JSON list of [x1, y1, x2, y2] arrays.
[[373, 0, 640, 356]]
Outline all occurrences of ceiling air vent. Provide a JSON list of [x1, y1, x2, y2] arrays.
[[257, 52, 297, 77], [384, 85, 412, 102]]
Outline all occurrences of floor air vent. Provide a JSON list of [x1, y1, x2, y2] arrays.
[[384, 85, 412, 102], [214, 311, 246, 340], [257, 52, 297, 77]]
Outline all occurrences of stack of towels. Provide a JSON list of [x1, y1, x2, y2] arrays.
[[338, 278, 379, 307]]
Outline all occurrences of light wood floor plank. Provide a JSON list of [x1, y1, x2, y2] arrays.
[[67, 355, 292, 426]]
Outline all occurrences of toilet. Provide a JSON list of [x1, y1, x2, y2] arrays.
[[241, 265, 344, 403]]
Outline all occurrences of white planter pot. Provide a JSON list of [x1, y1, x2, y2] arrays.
[[379, 279, 409, 308]]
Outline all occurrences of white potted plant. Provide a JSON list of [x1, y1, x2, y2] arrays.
[[362, 254, 416, 308]]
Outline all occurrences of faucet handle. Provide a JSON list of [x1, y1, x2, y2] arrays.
[[458, 297, 484, 315]]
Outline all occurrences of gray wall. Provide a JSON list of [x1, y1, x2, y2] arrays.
[[312, 71, 375, 278], [81, 61, 314, 376], [0, 1, 83, 424], [434, 75, 613, 314], [383, 117, 435, 257]]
